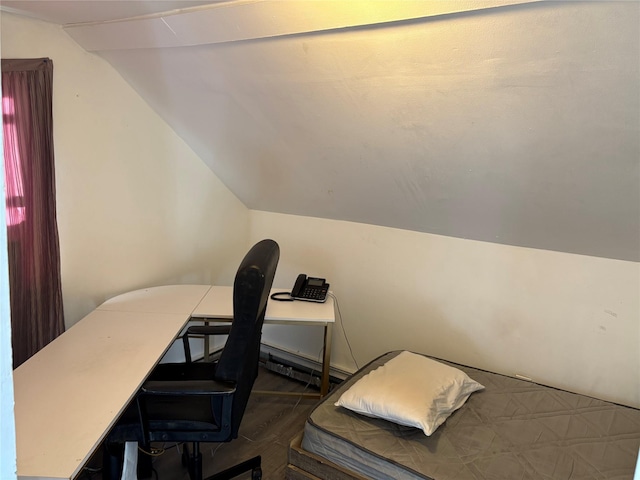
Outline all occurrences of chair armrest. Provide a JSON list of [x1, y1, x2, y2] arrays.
[[182, 324, 232, 362], [141, 379, 235, 396], [137, 379, 236, 444], [185, 325, 232, 336]]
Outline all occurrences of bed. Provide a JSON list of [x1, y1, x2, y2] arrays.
[[286, 351, 640, 480]]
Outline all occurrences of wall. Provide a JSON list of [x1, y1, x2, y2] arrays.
[[64, 1, 639, 264], [251, 211, 639, 408], [1, 12, 251, 327]]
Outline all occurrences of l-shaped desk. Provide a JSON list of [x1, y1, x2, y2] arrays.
[[13, 284, 335, 480]]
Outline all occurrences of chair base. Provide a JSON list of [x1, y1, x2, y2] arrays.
[[183, 442, 262, 480], [206, 455, 261, 480]]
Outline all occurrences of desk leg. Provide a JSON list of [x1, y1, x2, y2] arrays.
[[320, 323, 333, 397], [203, 320, 210, 362]]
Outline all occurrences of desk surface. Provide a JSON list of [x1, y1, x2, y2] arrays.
[[193, 286, 335, 324], [97, 284, 212, 315], [15, 284, 335, 480], [14, 309, 189, 480]]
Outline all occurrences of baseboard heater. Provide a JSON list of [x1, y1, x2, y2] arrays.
[[197, 345, 344, 393], [260, 351, 343, 392]]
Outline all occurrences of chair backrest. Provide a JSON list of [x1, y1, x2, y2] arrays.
[[214, 239, 279, 436]]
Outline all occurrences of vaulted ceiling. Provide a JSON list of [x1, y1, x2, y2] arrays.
[[2, 0, 639, 261]]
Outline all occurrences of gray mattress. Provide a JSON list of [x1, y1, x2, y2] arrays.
[[302, 351, 640, 479]]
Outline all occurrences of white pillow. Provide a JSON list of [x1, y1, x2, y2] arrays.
[[335, 351, 484, 436]]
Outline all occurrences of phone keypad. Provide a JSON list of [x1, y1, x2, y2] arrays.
[[299, 286, 328, 302]]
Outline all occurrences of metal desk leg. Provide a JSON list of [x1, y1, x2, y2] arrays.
[[320, 323, 333, 397], [203, 320, 210, 362]]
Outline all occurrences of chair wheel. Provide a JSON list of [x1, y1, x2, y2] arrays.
[[251, 466, 262, 480]]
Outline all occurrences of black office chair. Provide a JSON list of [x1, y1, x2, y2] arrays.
[[104, 239, 279, 480]]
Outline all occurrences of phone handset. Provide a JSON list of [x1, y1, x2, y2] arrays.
[[291, 274, 307, 298], [290, 274, 329, 303]]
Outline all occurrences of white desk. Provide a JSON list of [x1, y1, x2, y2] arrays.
[[97, 284, 212, 315], [192, 286, 335, 396], [14, 284, 335, 480], [13, 309, 192, 480]]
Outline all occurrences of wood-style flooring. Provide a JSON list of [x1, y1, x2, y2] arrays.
[[89, 366, 321, 480]]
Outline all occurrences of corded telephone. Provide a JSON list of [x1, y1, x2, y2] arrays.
[[290, 274, 329, 303]]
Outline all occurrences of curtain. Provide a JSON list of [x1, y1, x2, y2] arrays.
[[2, 58, 64, 368]]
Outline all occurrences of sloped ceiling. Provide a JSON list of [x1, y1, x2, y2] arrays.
[[3, 0, 639, 261]]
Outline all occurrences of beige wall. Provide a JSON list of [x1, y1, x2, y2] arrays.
[[251, 211, 639, 408], [1, 12, 251, 327], [68, 1, 639, 263]]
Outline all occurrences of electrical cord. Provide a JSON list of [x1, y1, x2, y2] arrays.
[[328, 292, 359, 371], [208, 442, 225, 459], [270, 291, 294, 301], [138, 445, 166, 457], [78, 466, 101, 480], [292, 345, 325, 411]]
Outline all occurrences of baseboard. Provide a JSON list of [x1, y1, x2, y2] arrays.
[[259, 342, 347, 392]]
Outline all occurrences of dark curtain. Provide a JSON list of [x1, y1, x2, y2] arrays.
[[2, 58, 64, 368]]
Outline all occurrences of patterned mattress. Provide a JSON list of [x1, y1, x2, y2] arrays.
[[301, 351, 640, 479]]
